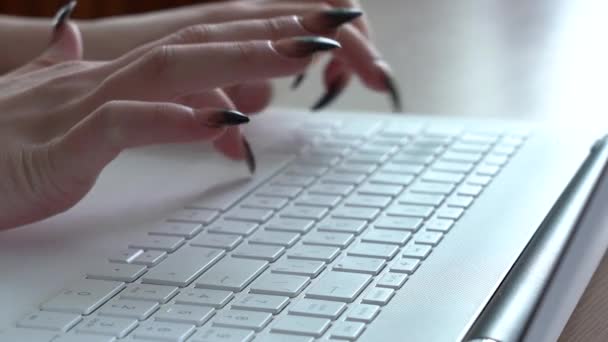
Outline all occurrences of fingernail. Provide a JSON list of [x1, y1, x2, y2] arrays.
[[311, 73, 349, 111], [242, 137, 256, 174], [301, 8, 364, 34], [53, 1, 77, 30], [291, 73, 306, 90], [205, 109, 250, 127], [273, 36, 341, 59], [376, 60, 403, 113]]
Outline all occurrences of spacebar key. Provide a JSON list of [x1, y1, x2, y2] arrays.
[[142, 246, 224, 287]]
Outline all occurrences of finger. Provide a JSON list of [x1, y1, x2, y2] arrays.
[[53, 101, 249, 180], [98, 36, 340, 103], [312, 57, 352, 111], [224, 81, 274, 114]]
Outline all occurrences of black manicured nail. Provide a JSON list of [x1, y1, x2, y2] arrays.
[[206, 109, 250, 127], [291, 73, 306, 90], [274, 36, 341, 58], [242, 137, 256, 174], [376, 60, 403, 113], [311, 73, 349, 111], [321, 8, 364, 29], [53, 1, 77, 30]]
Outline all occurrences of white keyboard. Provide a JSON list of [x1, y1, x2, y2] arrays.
[[6, 120, 526, 341]]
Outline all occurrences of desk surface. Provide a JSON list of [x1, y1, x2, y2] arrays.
[[273, 0, 608, 340]]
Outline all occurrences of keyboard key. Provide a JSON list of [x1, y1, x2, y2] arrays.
[[436, 207, 465, 220], [335, 162, 378, 174], [265, 217, 314, 234], [141, 247, 224, 287], [391, 154, 433, 165], [346, 304, 380, 323], [271, 316, 330, 337], [458, 184, 484, 197], [98, 298, 158, 320], [86, 263, 146, 283], [190, 327, 254, 342], [306, 272, 371, 303], [191, 233, 242, 250], [288, 299, 346, 319], [287, 245, 340, 262], [303, 231, 354, 248], [415, 231, 444, 246], [369, 172, 414, 186], [0, 329, 59, 342], [241, 196, 288, 210], [373, 216, 422, 232], [231, 294, 289, 314], [120, 284, 178, 303], [108, 248, 143, 264], [41, 279, 125, 315], [308, 183, 354, 196], [410, 181, 455, 195], [297, 154, 340, 166], [131, 250, 167, 267], [321, 171, 367, 185], [357, 183, 403, 196], [332, 205, 379, 221], [329, 321, 365, 340], [272, 259, 326, 277], [129, 236, 185, 252], [154, 304, 214, 326], [432, 161, 474, 173], [250, 273, 310, 297], [249, 230, 299, 247], [467, 174, 493, 186], [380, 163, 424, 175], [402, 244, 433, 259], [233, 244, 284, 262], [213, 310, 272, 331], [386, 204, 434, 218], [76, 316, 137, 338], [422, 171, 464, 184], [283, 164, 328, 177], [446, 195, 474, 208], [207, 220, 258, 236], [51, 335, 114, 342], [272, 175, 316, 187], [196, 258, 267, 292], [168, 208, 218, 224], [348, 242, 399, 260], [280, 205, 328, 220], [17, 311, 81, 332], [133, 321, 195, 341], [485, 154, 509, 166], [317, 218, 367, 234], [377, 272, 408, 289], [148, 222, 202, 239], [476, 164, 501, 176], [399, 192, 445, 207], [425, 218, 455, 232], [294, 194, 341, 208], [174, 288, 233, 308], [257, 185, 302, 199], [362, 287, 394, 306], [334, 256, 385, 275], [442, 151, 483, 163], [362, 230, 411, 246], [347, 152, 390, 164], [451, 142, 490, 153], [390, 257, 421, 274], [344, 194, 392, 208], [224, 208, 274, 223]]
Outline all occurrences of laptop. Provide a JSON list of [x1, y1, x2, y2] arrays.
[[1, 110, 607, 342]]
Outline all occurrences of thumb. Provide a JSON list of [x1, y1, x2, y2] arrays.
[[9, 1, 82, 76]]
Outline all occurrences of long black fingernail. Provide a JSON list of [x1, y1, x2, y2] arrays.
[[291, 73, 306, 90], [274, 36, 341, 58], [53, 1, 77, 30], [322, 8, 364, 29], [311, 73, 349, 111], [206, 109, 250, 127], [242, 137, 256, 174], [376, 60, 403, 112]]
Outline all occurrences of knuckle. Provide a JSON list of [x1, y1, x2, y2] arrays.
[[175, 24, 213, 44], [234, 41, 260, 64], [145, 45, 175, 78], [96, 101, 126, 150], [263, 18, 286, 41]]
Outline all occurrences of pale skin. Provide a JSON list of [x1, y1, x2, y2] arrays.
[[0, 0, 393, 230]]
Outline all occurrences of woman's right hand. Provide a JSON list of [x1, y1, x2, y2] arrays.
[[0, 9, 360, 230]]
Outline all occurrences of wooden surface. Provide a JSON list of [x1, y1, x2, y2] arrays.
[[2, 0, 608, 340]]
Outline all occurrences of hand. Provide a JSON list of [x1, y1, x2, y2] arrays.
[[0, 10, 346, 230], [81, 0, 400, 111]]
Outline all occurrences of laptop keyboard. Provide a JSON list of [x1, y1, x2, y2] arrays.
[[8, 120, 527, 341]]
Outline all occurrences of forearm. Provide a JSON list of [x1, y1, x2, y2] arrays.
[[0, 15, 53, 73]]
